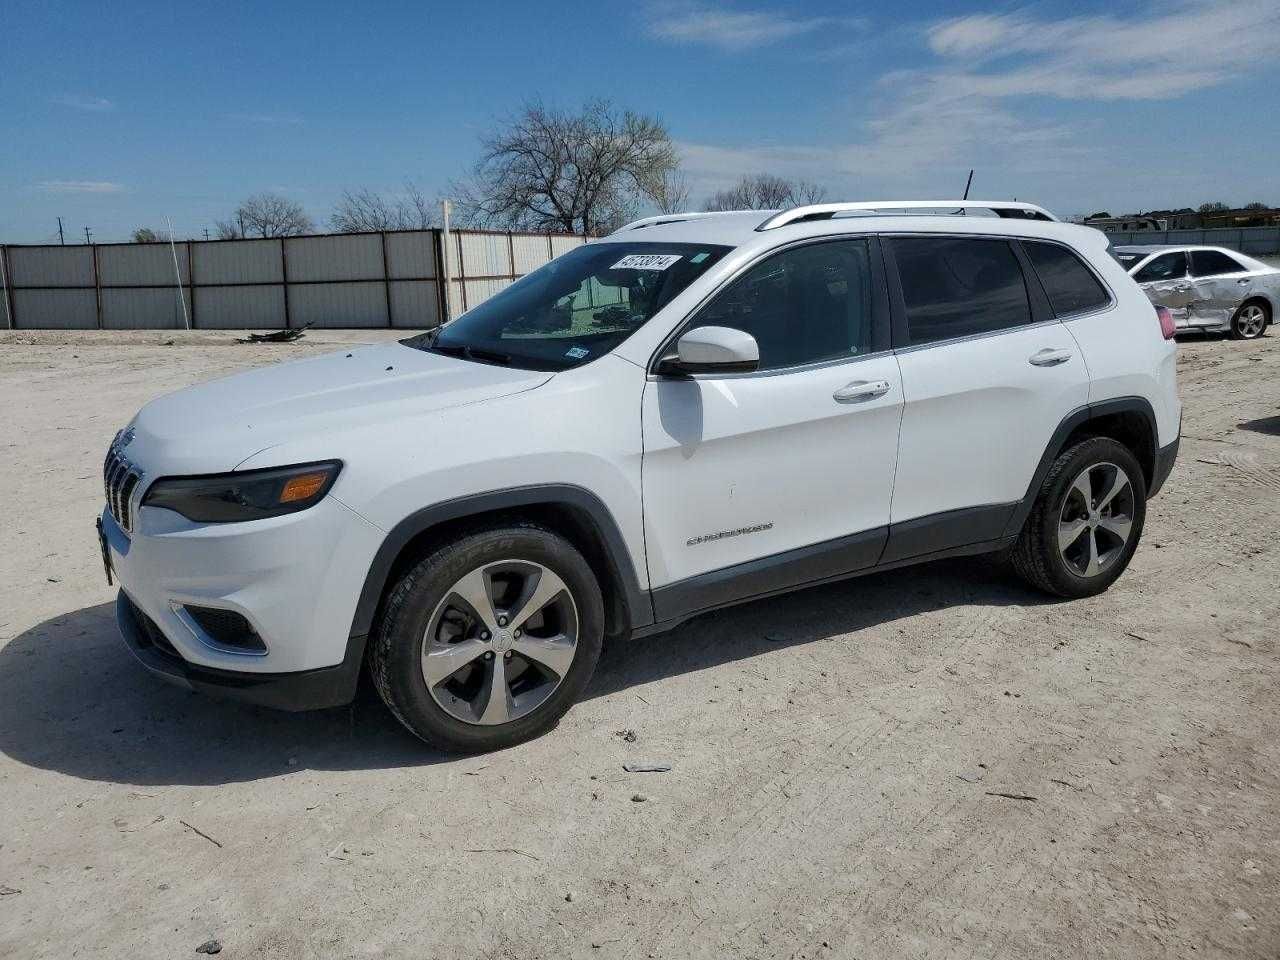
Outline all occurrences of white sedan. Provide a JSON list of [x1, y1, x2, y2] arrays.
[[1114, 244, 1277, 340]]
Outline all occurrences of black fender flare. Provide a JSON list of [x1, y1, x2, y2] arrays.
[[349, 484, 653, 640], [1002, 396, 1161, 538]]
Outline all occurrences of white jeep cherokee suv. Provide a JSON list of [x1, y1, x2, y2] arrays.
[[100, 200, 1181, 752]]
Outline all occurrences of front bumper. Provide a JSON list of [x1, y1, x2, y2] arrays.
[[103, 491, 386, 706], [117, 591, 366, 710]]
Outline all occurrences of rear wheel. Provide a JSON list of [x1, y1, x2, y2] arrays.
[[1011, 437, 1147, 598], [369, 523, 604, 752], [1230, 301, 1269, 340]]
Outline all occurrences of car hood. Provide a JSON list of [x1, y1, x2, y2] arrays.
[[124, 342, 553, 474]]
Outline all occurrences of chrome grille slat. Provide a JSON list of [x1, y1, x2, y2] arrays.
[[102, 434, 143, 536]]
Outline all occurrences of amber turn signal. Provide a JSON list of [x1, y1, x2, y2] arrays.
[[279, 471, 330, 503]]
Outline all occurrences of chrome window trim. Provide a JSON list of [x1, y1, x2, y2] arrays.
[[646, 231, 881, 379], [892, 317, 1065, 357], [644, 347, 896, 382]]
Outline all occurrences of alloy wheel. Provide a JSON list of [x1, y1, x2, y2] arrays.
[[421, 560, 579, 725], [1237, 304, 1267, 338], [1057, 462, 1136, 578]]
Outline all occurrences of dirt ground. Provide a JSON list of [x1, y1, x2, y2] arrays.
[[1, 328, 1277, 960]]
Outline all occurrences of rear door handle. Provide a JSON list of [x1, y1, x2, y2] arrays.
[[1028, 347, 1073, 367], [1238, 278, 1252, 285], [833, 379, 891, 403]]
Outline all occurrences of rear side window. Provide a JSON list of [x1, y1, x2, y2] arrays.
[[889, 237, 1032, 346], [1190, 250, 1247, 277], [1023, 241, 1110, 316], [1133, 251, 1187, 283]]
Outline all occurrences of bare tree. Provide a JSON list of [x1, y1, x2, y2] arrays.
[[452, 100, 678, 235], [1198, 201, 1230, 214], [705, 174, 827, 211], [330, 183, 435, 232], [219, 192, 314, 239], [1244, 201, 1270, 211], [652, 170, 691, 215]]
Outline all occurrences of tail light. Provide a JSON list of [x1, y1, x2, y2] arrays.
[[1155, 305, 1176, 340]]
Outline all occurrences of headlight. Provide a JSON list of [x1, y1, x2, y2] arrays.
[[142, 461, 342, 523]]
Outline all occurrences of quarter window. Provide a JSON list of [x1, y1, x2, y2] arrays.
[[1023, 241, 1110, 316], [1190, 250, 1247, 277], [889, 237, 1032, 346], [687, 239, 875, 371], [1133, 251, 1187, 283]]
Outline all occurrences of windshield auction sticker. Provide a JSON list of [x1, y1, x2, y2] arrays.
[[611, 254, 682, 271]]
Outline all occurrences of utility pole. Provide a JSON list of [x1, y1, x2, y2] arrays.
[[203, 228, 210, 241], [83, 226, 93, 245], [57, 217, 65, 245]]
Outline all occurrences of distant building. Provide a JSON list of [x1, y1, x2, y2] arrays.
[[1085, 207, 1280, 232]]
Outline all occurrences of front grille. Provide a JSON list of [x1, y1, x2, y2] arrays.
[[103, 439, 143, 534]]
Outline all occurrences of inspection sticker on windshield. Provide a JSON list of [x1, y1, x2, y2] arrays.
[[611, 253, 682, 271], [565, 346, 590, 359]]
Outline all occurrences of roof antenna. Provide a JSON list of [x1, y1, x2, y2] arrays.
[[962, 169, 974, 200]]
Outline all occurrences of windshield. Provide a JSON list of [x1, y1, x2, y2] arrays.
[[404, 241, 730, 371]]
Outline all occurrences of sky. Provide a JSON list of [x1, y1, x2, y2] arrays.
[[3, 0, 1279, 243]]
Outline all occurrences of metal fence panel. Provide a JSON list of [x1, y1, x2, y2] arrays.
[[286, 234, 383, 283], [99, 243, 190, 286], [2, 227, 581, 328], [385, 231, 437, 279], [195, 286, 286, 329], [9, 246, 94, 287], [389, 280, 440, 328], [288, 281, 387, 328], [511, 235, 553, 274], [550, 235, 584, 257], [192, 238, 282, 284], [1104, 226, 1280, 255], [12, 289, 98, 328], [460, 232, 512, 278], [462, 278, 511, 307], [102, 288, 192, 329]]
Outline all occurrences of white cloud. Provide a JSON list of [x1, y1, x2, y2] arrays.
[[926, 0, 1280, 101], [36, 180, 125, 194], [645, 3, 844, 51], [52, 94, 114, 112], [675, 0, 1280, 207]]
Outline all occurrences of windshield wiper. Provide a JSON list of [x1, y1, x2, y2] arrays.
[[428, 342, 512, 367]]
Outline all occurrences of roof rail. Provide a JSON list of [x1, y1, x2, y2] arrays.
[[617, 211, 757, 232], [756, 200, 1058, 231]]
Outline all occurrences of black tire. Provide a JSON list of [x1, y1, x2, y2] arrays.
[[1230, 300, 1269, 340], [369, 522, 604, 752], [1011, 437, 1147, 599]]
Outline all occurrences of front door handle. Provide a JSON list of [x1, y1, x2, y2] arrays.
[[1028, 347, 1073, 367], [1238, 278, 1252, 285], [833, 379, 891, 403]]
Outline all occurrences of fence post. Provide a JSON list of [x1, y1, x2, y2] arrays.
[[457, 231, 468, 313], [186, 241, 197, 329], [0, 245, 14, 329], [439, 201, 452, 324], [279, 237, 292, 329], [380, 231, 393, 327], [432, 228, 448, 327], [91, 242, 103, 329]]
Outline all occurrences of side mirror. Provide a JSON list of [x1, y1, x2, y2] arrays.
[[656, 325, 760, 376]]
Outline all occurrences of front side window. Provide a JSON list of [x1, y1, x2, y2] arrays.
[[1190, 249, 1247, 278], [1133, 251, 1188, 283], [889, 237, 1032, 346], [1024, 241, 1110, 316], [685, 239, 875, 371], [405, 242, 729, 371]]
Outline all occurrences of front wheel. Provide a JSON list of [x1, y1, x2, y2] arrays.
[[369, 523, 604, 752], [1230, 301, 1269, 340], [1011, 437, 1147, 598]]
